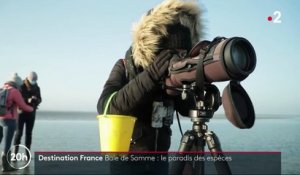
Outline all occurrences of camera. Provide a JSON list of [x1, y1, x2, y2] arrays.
[[166, 37, 256, 86], [165, 37, 256, 129]]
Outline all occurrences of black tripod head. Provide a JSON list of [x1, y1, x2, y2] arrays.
[[165, 80, 255, 128], [166, 82, 221, 123]]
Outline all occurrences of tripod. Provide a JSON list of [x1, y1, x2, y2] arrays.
[[169, 84, 232, 175]]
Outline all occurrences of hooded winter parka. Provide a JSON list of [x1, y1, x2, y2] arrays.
[[97, 0, 202, 151]]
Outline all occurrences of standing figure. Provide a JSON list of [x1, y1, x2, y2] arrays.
[[0, 73, 33, 172], [14, 71, 42, 158]]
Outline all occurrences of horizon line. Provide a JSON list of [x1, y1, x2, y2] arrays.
[[36, 110, 299, 117]]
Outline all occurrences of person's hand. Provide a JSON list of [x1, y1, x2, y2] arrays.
[[147, 50, 173, 81], [17, 108, 23, 114], [28, 96, 38, 107], [31, 96, 37, 100], [28, 98, 33, 104]]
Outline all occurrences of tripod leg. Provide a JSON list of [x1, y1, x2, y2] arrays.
[[169, 131, 194, 175], [193, 138, 205, 175], [205, 131, 232, 175]]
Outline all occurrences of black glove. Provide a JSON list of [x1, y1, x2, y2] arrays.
[[147, 50, 173, 82]]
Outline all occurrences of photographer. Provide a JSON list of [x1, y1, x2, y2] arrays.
[[13, 71, 42, 157], [97, 0, 202, 174]]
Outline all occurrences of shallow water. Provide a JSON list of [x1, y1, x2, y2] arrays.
[[12, 112, 300, 174]]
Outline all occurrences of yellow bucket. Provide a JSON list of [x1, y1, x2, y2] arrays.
[[97, 92, 136, 152]]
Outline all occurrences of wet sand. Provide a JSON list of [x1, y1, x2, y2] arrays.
[[0, 158, 34, 175]]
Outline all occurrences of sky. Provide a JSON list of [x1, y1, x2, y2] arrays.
[[0, 0, 299, 115]]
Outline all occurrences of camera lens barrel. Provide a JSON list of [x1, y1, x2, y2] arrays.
[[203, 37, 256, 82], [223, 37, 256, 80]]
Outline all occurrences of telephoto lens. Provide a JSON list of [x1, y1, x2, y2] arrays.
[[200, 37, 256, 82], [165, 37, 256, 95]]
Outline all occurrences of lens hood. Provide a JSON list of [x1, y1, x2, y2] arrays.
[[222, 81, 255, 128]]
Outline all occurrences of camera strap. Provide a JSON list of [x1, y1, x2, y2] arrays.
[[195, 45, 209, 98]]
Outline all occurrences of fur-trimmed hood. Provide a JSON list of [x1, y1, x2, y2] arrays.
[[132, 0, 203, 69]]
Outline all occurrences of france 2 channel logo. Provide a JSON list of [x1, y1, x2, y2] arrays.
[[267, 11, 282, 23]]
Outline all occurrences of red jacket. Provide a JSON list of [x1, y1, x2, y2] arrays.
[[0, 83, 33, 119]]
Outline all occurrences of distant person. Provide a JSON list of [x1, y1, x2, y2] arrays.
[[14, 71, 42, 158], [0, 73, 34, 172], [0, 126, 2, 144]]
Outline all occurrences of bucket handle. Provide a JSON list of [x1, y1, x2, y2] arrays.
[[103, 91, 118, 116]]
